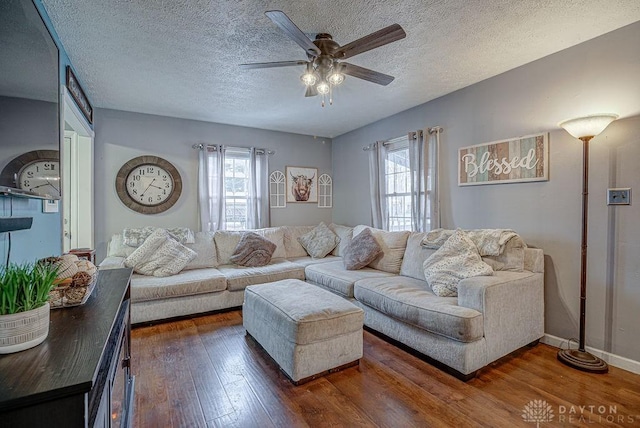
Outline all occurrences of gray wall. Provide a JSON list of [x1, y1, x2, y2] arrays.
[[332, 22, 640, 362], [94, 108, 332, 261]]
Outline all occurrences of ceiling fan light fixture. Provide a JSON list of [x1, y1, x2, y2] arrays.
[[316, 81, 330, 95]]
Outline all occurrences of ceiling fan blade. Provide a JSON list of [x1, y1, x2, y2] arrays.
[[305, 86, 318, 97], [342, 63, 395, 86], [265, 10, 321, 56], [335, 24, 406, 60], [240, 60, 307, 69]]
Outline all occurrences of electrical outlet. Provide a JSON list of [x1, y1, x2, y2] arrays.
[[607, 188, 631, 206]]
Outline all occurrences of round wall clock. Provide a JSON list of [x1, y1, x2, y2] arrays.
[[0, 150, 60, 198], [115, 155, 182, 214]]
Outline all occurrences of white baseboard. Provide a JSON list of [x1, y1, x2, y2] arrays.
[[541, 334, 640, 375]]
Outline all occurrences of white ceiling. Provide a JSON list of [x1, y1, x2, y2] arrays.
[[41, 0, 640, 138]]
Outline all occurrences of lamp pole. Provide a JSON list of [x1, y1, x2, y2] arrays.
[[578, 136, 590, 352], [556, 135, 608, 373]]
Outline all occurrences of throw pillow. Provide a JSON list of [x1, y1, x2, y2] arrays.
[[297, 222, 340, 258], [352, 225, 410, 274], [124, 229, 197, 277], [230, 232, 276, 267], [423, 229, 493, 297], [342, 228, 382, 270], [123, 226, 195, 247], [107, 234, 136, 258]]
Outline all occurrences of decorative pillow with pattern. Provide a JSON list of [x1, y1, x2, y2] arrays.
[[124, 229, 197, 277], [342, 228, 382, 270], [297, 222, 340, 258], [423, 229, 493, 297], [123, 226, 195, 247], [230, 232, 276, 267]]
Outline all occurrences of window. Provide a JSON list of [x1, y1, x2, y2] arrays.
[[384, 141, 412, 231], [224, 150, 250, 230]]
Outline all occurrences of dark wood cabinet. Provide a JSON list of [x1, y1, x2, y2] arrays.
[[0, 268, 134, 427]]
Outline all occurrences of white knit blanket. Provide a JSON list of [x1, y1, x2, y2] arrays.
[[420, 228, 523, 256]]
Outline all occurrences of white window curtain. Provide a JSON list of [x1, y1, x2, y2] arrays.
[[368, 141, 388, 229], [198, 145, 225, 231], [408, 128, 440, 231], [246, 147, 270, 229], [197, 145, 270, 231]]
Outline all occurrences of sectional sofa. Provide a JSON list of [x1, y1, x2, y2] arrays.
[[100, 224, 544, 378]]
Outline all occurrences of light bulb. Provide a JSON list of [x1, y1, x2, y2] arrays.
[[328, 72, 344, 86], [316, 81, 330, 95], [300, 72, 316, 86]]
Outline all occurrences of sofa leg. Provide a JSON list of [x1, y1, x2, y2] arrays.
[[526, 339, 540, 348]]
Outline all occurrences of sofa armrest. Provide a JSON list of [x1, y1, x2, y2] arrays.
[[458, 271, 544, 362], [99, 256, 126, 270]]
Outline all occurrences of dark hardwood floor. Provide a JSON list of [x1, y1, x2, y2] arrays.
[[131, 310, 640, 427]]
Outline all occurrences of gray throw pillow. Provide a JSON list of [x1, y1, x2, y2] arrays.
[[230, 232, 276, 267], [297, 222, 340, 258], [342, 228, 382, 270]]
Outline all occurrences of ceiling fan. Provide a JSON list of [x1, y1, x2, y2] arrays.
[[240, 10, 406, 106]]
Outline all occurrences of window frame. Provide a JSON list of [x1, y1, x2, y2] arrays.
[[383, 137, 412, 232], [223, 149, 251, 230]]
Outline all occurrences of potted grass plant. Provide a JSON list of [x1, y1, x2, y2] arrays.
[[0, 261, 59, 354]]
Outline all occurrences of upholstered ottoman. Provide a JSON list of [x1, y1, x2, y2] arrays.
[[243, 279, 364, 384]]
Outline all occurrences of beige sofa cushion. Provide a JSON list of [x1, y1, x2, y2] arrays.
[[214, 230, 244, 265], [130, 268, 227, 303], [353, 276, 484, 343], [217, 260, 305, 292], [254, 227, 286, 259], [107, 234, 136, 258], [304, 260, 394, 298], [353, 225, 410, 274], [184, 231, 217, 270], [329, 223, 353, 256], [282, 225, 316, 258], [399, 232, 438, 281]]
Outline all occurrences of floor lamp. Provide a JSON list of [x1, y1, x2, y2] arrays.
[[557, 113, 618, 373]]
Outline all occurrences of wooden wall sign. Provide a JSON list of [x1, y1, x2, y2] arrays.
[[458, 133, 548, 186], [66, 66, 93, 124]]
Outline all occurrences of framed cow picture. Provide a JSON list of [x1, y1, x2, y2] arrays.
[[286, 166, 318, 203]]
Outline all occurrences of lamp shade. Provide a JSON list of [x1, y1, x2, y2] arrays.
[[558, 114, 618, 139]]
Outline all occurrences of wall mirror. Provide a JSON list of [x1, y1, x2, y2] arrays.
[[0, 0, 60, 199], [0, 0, 94, 255]]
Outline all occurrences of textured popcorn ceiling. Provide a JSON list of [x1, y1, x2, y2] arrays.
[[41, 0, 640, 138]]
